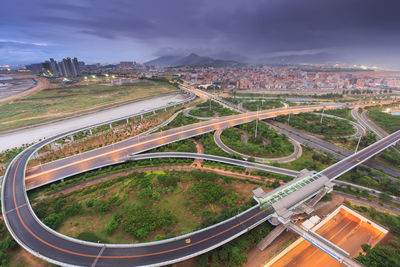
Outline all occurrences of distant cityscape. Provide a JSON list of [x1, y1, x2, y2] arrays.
[[10, 53, 400, 94]]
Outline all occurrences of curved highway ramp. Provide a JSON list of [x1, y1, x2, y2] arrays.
[[2, 102, 398, 267]]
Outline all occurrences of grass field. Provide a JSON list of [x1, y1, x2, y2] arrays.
[[274, 145, 336, 171], [368, 109, 400, 134], [33, 169, 261, 244], [220, 121, 294, 158], [0, 80, 178, 131]]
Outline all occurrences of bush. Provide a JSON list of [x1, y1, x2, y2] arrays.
[[276, 112, 355, 136], [43, 213, 62, 229], [92, 199, 112, 213], [105, 213, 123, 235], [121, 205, 176, 240]]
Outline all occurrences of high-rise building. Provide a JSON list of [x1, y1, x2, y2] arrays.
[[58, 59, 68, 77], [49, 58, 59, 77], [65, 58, 74, 77], [72, 57, 80, 76], [26, 57, 81, 77]]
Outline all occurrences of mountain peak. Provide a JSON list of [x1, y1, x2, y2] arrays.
[[144, 53, 242, 68]]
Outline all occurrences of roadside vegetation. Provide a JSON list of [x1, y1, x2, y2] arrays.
[[317, 108, 356, 122], [220, 121, 294, 158], [0, 80, 178, 131], [0, 219, 18, 266], [197, 222, 273, 267], [27, 106, 183, 168], [276, 112, 356, 136], [378, 150, 400, 168], [194, 132, 230, 157], [189, 100, 237, 117], [159, 112, 200, 131], [367, 109, 400, 134], [31, 170, 266, 245], [148, 138, 197, 153], [337, 169, 400, 198], [242, 99, 284, 111], [274, 145, 336, 171], [221, 97, 284, 111], [0, 144, 32, 175]]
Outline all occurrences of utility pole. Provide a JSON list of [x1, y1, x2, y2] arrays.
[[355, 134, 362, 153], [255, 105, 259, 138], [209, 99, 212, 111], [287, 113, 291, 125], [320, 108, 325, 124]]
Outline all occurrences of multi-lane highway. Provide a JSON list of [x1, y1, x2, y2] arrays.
[[270, 121, 400, 178], [2, 101, 399, 267], [321, 130, 400, 179]]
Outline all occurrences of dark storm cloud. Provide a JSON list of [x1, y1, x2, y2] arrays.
[[1, 0, 400, 66]]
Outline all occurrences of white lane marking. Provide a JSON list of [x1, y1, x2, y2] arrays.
[[91, 245, 106, 267], [6, 203, 27, 214]]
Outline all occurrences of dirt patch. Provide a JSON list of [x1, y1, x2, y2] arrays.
[[9, 248, 51, 267], [191, 139, 204, 167]]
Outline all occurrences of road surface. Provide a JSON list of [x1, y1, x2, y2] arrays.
[[2, 102, 398, 267], [270, 121, 400, 178], [0, 93, 188, 152]]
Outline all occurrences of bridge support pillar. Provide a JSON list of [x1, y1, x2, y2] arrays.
[[126, 118, 129, 124], [109, 123, 113, 129], [89, 129, 93, 135], [70, 135, 74, 141], [141, 114, 143, 120], [61, 178, 64, 183]]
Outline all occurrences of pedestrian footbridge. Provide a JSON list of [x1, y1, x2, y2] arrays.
[[253, 169, 334, 224]]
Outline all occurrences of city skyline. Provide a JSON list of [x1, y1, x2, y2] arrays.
[[2, 0, 400, 69]]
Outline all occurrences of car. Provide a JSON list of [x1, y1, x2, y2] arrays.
[[185, 238, 191, 244]]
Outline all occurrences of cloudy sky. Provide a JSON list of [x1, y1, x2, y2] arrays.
[[1, 0, 400, 68]]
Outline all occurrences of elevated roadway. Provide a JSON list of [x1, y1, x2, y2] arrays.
[[26, 152, 299, 191], [23, 104, 343, 190], [269, 121, 400, 178], [2, 101, 398, 266]]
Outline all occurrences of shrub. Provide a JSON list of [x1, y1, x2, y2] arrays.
[[43, 213, 62, 229]]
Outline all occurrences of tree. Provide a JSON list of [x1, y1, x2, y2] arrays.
[[228, 247, 248, 267]]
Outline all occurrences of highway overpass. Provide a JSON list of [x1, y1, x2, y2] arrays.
[[2, 102, 398, 267]]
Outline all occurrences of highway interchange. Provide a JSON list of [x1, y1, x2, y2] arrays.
[[2, 92, 399, 266]]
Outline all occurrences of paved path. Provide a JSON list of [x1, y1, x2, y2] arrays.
[[0, 93, 187, 152]]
